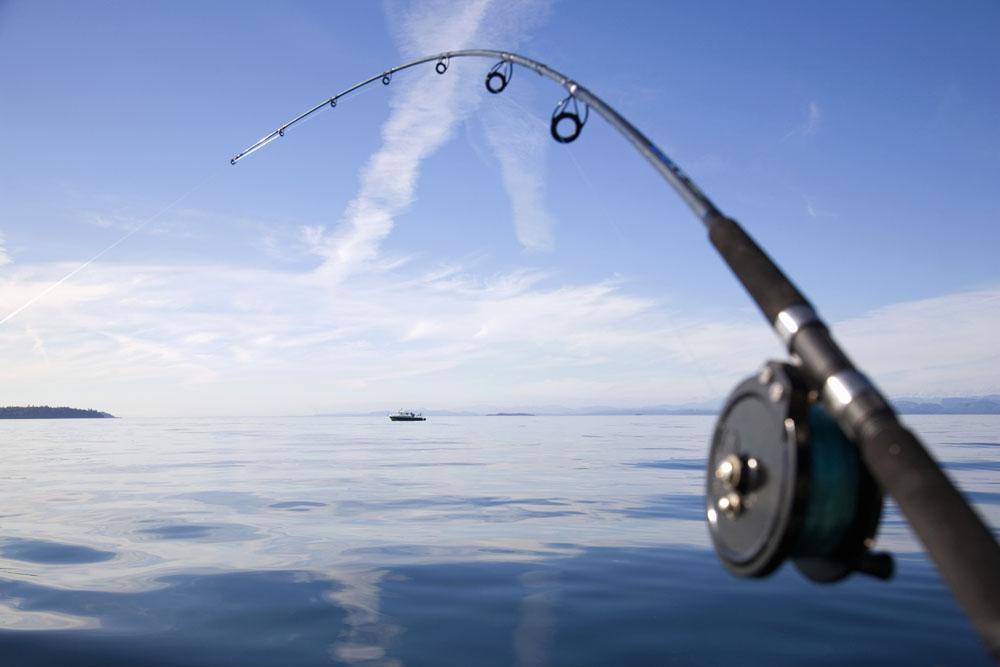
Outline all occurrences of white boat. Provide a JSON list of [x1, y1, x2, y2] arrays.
[[389, 410, 425, 422]]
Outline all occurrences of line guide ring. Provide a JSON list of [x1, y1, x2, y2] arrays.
[[485, 60, 513, 94], [550, 95, 589, 144]]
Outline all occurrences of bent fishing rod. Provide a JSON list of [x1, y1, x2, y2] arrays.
[[231, 49, 1000, 657]]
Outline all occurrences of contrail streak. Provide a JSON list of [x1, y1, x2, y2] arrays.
[[0, 170, 222, 326]]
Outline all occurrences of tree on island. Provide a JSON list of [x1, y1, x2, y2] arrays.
[[0, 406, 115, 419]]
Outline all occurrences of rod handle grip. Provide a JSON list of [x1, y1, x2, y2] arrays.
[[858, 416, 1000, 656]]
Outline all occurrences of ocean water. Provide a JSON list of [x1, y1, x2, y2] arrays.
[[0, 414, 997, 666]]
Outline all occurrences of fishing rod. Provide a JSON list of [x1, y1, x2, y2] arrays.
[[231, 49, 1000, 657]]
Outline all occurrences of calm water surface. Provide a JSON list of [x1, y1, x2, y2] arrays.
[[1, 415, 997, 665]]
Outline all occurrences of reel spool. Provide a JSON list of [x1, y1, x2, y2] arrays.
[[706, 361, 893, 583]]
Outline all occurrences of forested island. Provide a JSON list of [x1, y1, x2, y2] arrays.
[[0, 406, 115, 419]]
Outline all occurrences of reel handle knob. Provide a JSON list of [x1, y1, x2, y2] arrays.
[[855, 551, 894, 581]]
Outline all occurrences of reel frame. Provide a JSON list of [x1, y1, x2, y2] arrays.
[[707, 361, 891, 583]]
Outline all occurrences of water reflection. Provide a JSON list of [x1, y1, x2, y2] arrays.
[[0, 415, 996, 665], [513, 569, 556, 667], [3, 544, 986, 665], [0, 570, 346, 666], [328, 568, 401, 666]]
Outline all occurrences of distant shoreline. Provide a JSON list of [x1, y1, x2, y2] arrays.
[[0, 406, 116, 420]]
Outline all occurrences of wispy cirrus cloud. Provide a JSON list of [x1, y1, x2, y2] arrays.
[[782, 100, 822, 142], [834, 288, 1000, 398], [482, 95, 557, 250], [0, 259, 684, 414], [308, 0, 554, 281], [2, 246, 998, 416], [802, 194, 836, 220], [0, 232, 10, 267]]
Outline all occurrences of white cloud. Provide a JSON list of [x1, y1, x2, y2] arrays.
[[806, 101, 822, 133], [0, 232, 11, 267], [1, 246, 997, 416], [834, 288, 1000, 398], [0, 260, 687, 414]]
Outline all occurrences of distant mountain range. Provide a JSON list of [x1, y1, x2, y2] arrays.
[[892, 395, 1000, 415], [0, 406, 116, 419], [315, 402, 720, 417], [317, 396, 1000, 417]]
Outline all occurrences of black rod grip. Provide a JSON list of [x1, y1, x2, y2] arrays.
[[707, 214, 808, 322], [857, 416, 1000, 658]]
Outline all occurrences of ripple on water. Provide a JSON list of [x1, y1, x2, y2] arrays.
[[0, 538, 116, 565], [135, 523, 259, 543], [179, 491, 268, 510], [943, 461, 1000, 472], [628, 459, 704, 471], [268, 501, 328, 512], [613, 493, 706, 521], [966, 491, 1000, 506]]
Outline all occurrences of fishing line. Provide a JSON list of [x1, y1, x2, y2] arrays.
[[501, 91, 719, 398], [0, 168, 224, 327], [3, 72, 419, 329], [560, 126, 720, 398]]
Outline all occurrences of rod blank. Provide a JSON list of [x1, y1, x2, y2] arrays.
[[229, 50, 717, 222]]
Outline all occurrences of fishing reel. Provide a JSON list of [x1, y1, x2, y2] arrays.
[[706, 360, 893, 583]]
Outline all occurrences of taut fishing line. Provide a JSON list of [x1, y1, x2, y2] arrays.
[[0, 169, 223, 327], [1, 69, 409, 329], [500, 89, 720, 399]]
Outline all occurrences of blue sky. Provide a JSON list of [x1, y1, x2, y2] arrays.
[[1, 0, 998, 416]]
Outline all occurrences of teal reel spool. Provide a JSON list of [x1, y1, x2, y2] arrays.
[[706, 361, 892, 583]]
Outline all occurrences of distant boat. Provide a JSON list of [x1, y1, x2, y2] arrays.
[[389, 410, 426, 422]]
